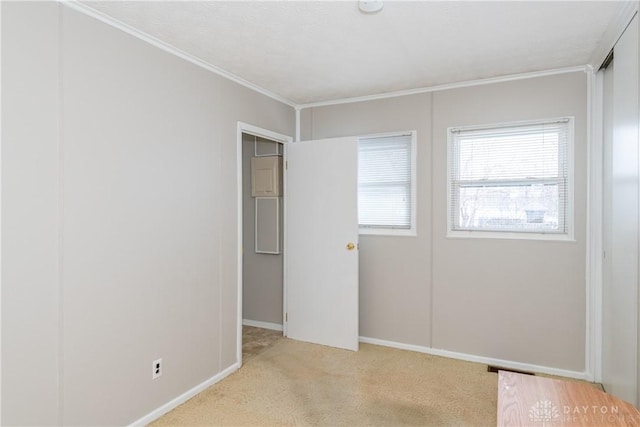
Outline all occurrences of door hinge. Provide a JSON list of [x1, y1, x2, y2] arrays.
[[285, 160, 288, 170], [286, 313, 288, 322]]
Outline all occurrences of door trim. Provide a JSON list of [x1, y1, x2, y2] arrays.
[[236, 122, 292, 368], [586, 68, 604, 383]]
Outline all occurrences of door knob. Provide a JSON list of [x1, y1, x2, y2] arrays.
[[346, 242, 356, 250]]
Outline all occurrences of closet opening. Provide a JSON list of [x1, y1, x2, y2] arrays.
[[239, 128, 288, 366]]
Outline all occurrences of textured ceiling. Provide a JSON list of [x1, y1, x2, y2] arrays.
[[80, 1, 624, 105]]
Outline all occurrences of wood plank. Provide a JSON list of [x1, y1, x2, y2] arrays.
[[497, 371, 640, 426]]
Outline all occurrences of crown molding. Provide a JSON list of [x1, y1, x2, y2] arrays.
[[59, 0, 598, 112], [60, 0, 298, 108], [299, 65, 588, 109]]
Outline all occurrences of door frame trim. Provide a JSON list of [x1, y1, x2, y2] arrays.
[[586, 68, 604, 383], [236, 122, 292, 368]]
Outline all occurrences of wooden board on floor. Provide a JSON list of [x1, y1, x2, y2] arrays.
[[497, 371, 640, 426]]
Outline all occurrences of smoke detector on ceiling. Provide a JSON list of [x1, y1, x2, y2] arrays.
[[359, 0, 383, 14]]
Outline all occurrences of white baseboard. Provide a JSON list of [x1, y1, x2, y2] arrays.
[[359, 336, 588, 381], [127, 363, 239, 427], [242, 319, 283, 331], [127, 334, 585, 426]]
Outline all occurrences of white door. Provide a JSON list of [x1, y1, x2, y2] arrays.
[[285, 137, 359, 351], [601, 14, 639, 405]]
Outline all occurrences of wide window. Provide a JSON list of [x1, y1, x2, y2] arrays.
[[447, 118, 573, 239], [358, 132, 416, 235]]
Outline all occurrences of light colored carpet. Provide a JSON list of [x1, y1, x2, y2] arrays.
[[151, 337, 500, 426], [242, 326, 283, 363]]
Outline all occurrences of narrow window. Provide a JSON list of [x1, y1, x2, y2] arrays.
[[358, 132, 416, 236]]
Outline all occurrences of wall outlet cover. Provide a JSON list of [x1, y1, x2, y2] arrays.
[[152, 358, 162, 379]]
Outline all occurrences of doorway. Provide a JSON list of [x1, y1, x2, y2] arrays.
[[241, 133, 284, 328], [236, 124, 361, 364], [236, 123, 292, 367]]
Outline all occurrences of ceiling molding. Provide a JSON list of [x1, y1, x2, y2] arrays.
[[59, 1, 603, 112], [299, 66, 589, 110], [589, 0, 638, 69], [60, 0, 298, 108]]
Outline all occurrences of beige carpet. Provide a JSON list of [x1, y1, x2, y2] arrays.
[[151, 336, 500, 426], [242, 326, 283, 363]]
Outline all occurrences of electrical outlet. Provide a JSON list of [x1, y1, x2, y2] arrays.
[[152, 358, 162, 380]]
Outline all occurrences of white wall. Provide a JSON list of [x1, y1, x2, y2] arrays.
[[303, 71, 588, 373], [1, 3, 294, 425]]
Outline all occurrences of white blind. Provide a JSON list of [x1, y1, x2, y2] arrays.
[[449, 119, 570, 233], [358, 134, 412, 229]]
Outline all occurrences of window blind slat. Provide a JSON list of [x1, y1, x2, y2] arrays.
[[358, 134, 413, 229], [448, 119, 571, 234]]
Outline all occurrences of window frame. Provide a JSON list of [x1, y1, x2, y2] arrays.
[[358, 130, 417, 237], [446, 117, 575, 242]]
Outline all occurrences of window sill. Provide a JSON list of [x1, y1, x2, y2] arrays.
[[359, 228, 417, 237], [447, 230, 575, 242]]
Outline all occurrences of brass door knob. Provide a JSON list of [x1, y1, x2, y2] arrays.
[[346, 242, 356, 250]]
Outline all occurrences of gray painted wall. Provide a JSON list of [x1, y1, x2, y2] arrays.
[[1, 3, 61, 425], [1, 3, 591, 425], [305, 94, 433, 347], [242, 134, 283, 325], [304, 72, 588, 372], [1, 3, 294, 426]]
